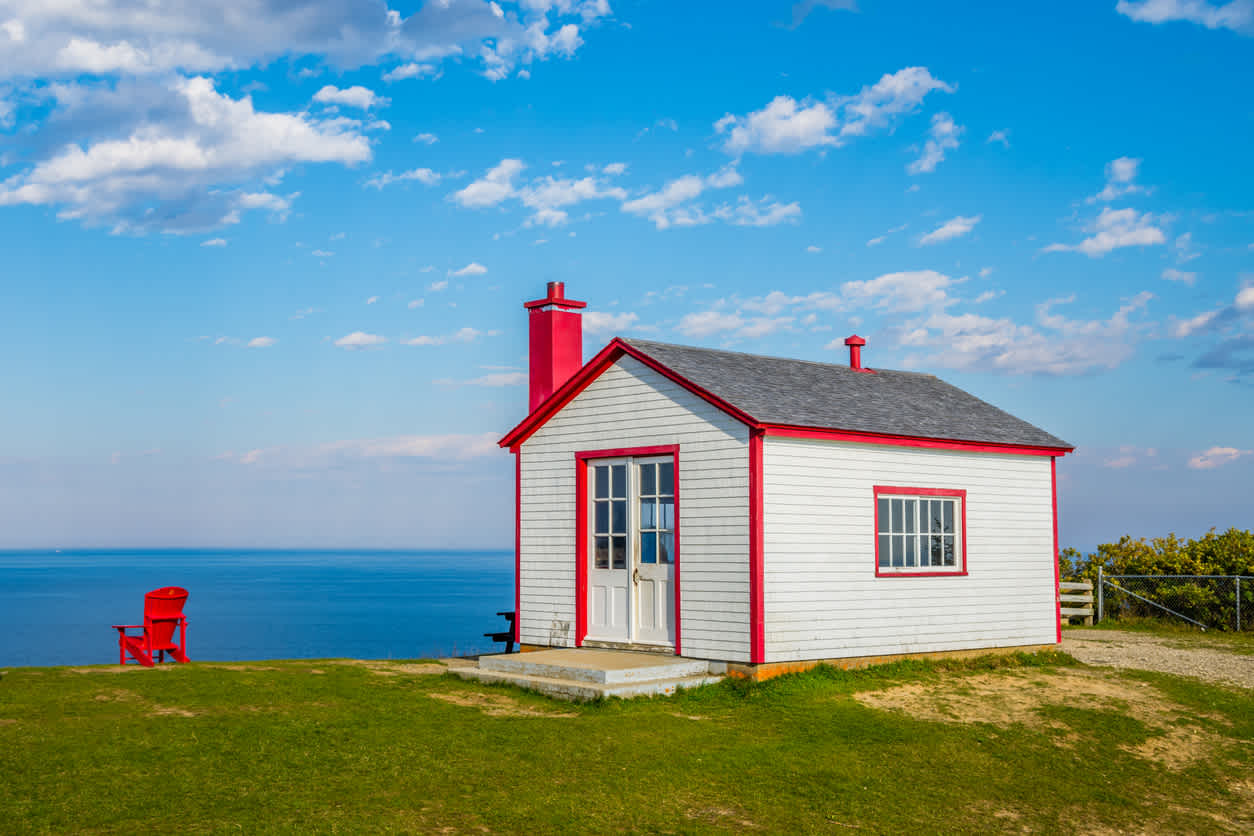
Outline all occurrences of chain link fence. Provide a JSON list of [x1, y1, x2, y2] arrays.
[[1098, 571, 1253, 632]]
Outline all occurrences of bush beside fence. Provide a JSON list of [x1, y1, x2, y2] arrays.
[[1060, 528, 1254, 632]]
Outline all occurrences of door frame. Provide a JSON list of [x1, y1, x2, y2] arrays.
[[574, 444, 681, 654]]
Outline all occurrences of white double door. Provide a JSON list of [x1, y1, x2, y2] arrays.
[[586, 456, 676, 647]]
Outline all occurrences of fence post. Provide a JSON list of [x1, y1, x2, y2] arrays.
[[1237, 576, 1242, 632], [1097, 566, 1104, 624]]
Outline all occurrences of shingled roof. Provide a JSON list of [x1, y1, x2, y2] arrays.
[[622, 338, 1072, 450]]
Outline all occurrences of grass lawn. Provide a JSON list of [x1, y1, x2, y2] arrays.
[[2, 651, 1251, 834]]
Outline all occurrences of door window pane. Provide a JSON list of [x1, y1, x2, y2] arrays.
[[640, 499, 656, 529], [659, 533, 674, 564], [659, 498, 674, 530], [595, 466, 608, 499], [595, 536, 609, 570], [640, 463, 655, 496], [611, 500, 626, 534], [659, 462, 674, 495], [640, 532, 657, 564], [594, 503, 608, 535], [611, 465, 626, 498], [612, 536, 627, 569]]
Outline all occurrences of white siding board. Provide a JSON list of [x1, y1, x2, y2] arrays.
[[518, 355, 751, 661], [762, 437, 1057, 663]]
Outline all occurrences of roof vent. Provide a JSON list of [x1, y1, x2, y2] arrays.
[[844, 334, 870, 372]]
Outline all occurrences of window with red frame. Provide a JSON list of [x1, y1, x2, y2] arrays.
[[875, 491, 964, 574]]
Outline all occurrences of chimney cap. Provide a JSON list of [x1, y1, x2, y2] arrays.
[[524, 280, 587, 310], [844, 334, 866, 347]]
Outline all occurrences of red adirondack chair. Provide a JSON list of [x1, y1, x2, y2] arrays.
[[111, 587, 190, 667]]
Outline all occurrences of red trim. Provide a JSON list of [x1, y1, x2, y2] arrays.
[[573, 444, 682, 654], [501, 339, 757, 450], [763, 424, 1072, 457], [514, 450, 521, 645], [1051, 457, 1061, 643], [748, 429, 765, 664], [524, 280, 587, 310], [574, 456, 587, 646], [873, 486, 969, 578]]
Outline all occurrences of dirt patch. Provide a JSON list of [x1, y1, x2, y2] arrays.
[[670, 712, 710, 721], [196, 664, 280, 671], [428, 691, 577, 718], [90, 688, 198, 717], [684, 806, 759, 829], [0, 719, 17, 726], [150, 704, 198, 718], [855, 668, 1226, 769], [1063, 630, 1254, 690], [67, 666, 170, 675], [327, 660, 446, 676]]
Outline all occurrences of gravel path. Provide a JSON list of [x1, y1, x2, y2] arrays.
[[1062, 630, 1254, 690]]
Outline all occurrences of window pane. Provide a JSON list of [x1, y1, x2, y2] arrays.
[[931, 535, 943, 566], [892, 535, 904, 567], [891, 499, 904, 533], [640, 498, 656, 529], [917, 534, 930, 567], [640, 463, 656, 496], [659, 462, 674, 495], [659, 533, 674, 564], [944, 535, 955, 566], [640, 532, 657, 564], [612, 537, 626, 569], [659, 498, 674, 531], [594, 502, 608, 535], [877, 498, 890, 533], [611, 500, 626, 534], [878, 535, 890, 566], [611, 465, 626, 498], [595, 536, 609, 570], [595, 466, 608, 499], [904, 500, 916, 534], [943, 501, 954, 534], [904, 535, 916, 567]]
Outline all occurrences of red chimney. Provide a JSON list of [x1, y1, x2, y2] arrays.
[[844, 334, 869, 372], [525, 281, 587, 412]]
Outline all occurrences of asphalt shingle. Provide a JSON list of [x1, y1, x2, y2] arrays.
[[623, 338, 1071, 449]]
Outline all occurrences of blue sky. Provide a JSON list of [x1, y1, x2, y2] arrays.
[[1, 0, 1252, 550]]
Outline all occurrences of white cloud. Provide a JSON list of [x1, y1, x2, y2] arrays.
[[434, 372, 528, 386], [712, 196, 802, 227], [1117, 1, 1254, 35], [987, 129, 1010, 147], [1089, 157, 1149, 203], [907, 112, 962, 174], [867, 223, 906, 246], [918, 214, 981, 245], [450, 262, 487, 276], [413, 132, 439, 144], [408, 298, 424, 309], [384, 63, 439, 82], [583, 311, 639, 334], [1187, 446, 1253, 469], [311, 249, 334, 258], [1168, 281, 1254, 337], [451, 158, 526, 207], [806, 245, 822, 253], [676, 310, 746, 337], [229, 432, 502, 468], [715, 67, 953, 155], [429, 280, 449, 291], [313, 85, 388, 110], [1044, 207, 1166, 257], [402, 327, 483, 346], [201, 238, 227, 247], [0, 76, 369, 233], [334, 331, 386, 349], [841, 270, 963, 312], [366, 296, 379, 304], [620, 165, 743, 229], [1103, 445, 1157, 469], [602, 162, 627, 175], [1162, 268, 1197, 284], [1170, 308, 1223, 337], [1175, 231, 1200, 263], [247, 336, 276, 348], [364, 168, 441, 189]]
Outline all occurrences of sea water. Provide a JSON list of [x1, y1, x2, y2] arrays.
[[0, 550, 513, 667]]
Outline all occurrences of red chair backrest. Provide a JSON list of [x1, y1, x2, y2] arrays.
[[144, 587, 188, 646]]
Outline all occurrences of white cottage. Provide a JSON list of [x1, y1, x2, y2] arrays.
[[500, 282, 1074, 677]]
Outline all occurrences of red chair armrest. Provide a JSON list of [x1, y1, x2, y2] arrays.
[[112, 624, 143, 630]]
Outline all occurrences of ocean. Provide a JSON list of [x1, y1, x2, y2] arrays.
[[0, 550, 514, 668]]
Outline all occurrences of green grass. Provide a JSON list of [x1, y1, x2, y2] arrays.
[[1068, 618, 1254, 655], [1, 651, 1251, 834]]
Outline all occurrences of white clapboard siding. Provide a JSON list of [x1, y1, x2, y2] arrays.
[[762, 436, 1056, 663], [519, 355, 752, 661]]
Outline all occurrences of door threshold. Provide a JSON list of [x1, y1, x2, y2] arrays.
[[581, 639, 677, 655]]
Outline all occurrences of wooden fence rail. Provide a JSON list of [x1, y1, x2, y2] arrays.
[[1059, 581, 1094, 626]]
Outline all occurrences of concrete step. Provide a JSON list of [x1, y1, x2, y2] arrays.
[[478, 648, 710, 684], [452, 666, 723, 701]]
